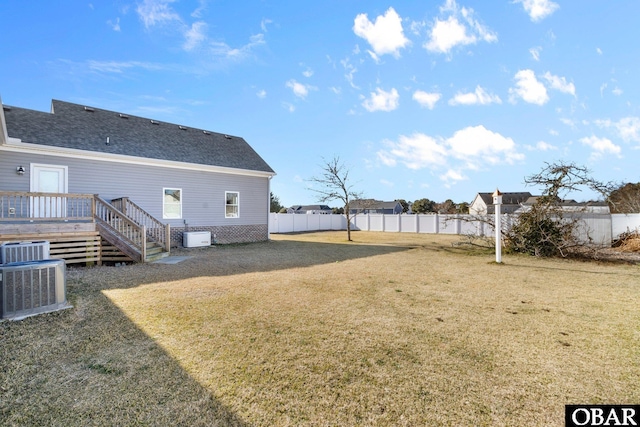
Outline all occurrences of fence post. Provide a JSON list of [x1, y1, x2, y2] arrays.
[[434, 214, 439, 234]]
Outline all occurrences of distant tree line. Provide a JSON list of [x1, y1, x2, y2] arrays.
[[397, 198, 469, 214]]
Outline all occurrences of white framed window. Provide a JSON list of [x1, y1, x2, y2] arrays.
[[163, 188, 182, 219], [225, 191, 239, 218]]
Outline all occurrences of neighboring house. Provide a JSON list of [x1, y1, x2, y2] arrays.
[[287, 205, 333, 214], [469, 192, 532, 215], [516, 197, 611, 214], [0, 98, 275, 263], [349, 199, 404, 215]]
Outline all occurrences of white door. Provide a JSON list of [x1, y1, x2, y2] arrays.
[[30, 164, 68, 218]]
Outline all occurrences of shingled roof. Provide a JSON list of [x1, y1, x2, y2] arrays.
[[3, 99, 274, 174]]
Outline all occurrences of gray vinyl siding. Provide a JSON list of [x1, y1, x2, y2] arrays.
[[0, 150, 269, 227]]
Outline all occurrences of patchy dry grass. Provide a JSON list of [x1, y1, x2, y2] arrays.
[[1, 231, 639, 426]]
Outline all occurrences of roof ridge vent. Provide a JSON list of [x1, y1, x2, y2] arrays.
[[224, 134, 232, 139], [150, 120, 159, 125], [179, 125, 188, 130], [84, 106, 95, 112], [203, 130, 211, 135], [119, 113, 129, 119]]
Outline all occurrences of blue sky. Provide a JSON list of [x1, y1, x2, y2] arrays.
[[1, 0, 638, 207]]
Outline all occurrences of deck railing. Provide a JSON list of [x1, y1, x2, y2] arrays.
[[1, 191, 169, 263], [111, 197, 170, 252], [0, 191, 94, 221]]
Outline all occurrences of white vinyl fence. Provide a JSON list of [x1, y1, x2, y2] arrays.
[[269, 213, 640, 246]]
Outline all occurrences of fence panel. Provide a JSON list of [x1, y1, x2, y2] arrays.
[[612, 214, 640, 238], [400, 215, 417, 233], [269, 212, 640, 246]]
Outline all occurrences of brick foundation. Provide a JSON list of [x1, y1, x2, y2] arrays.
[[171, 224, 268, 247]]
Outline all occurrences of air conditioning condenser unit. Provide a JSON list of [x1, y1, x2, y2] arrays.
[[1, 259, 71, 320]]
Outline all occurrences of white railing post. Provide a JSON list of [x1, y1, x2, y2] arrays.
[[493, 189, 503, 263]]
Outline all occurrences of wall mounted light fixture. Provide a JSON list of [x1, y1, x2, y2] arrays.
[[16, 166, 25, 175]]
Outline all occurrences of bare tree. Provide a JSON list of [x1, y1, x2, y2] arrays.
[[507, 161, 615, 257], [452, 161, 616, 258], [308, 156, 363, 241], [608, 182, 640, 213]]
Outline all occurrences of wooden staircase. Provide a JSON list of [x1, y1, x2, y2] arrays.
[[95, 196, 170, 263]]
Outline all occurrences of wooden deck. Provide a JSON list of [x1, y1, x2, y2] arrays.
[[0, 192, 169, 265]]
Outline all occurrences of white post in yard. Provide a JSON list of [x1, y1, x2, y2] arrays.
[[492, 189, 503, 263]]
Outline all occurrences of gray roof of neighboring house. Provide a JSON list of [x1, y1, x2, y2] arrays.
[[523, 196, 609, 207], [3, 99, 275, 174], [476, 192, 532, 206], [350, 199, 401, 210], [289, 205, 332, 212]]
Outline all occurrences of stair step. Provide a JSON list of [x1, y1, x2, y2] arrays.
[[145, 251, 170, 262]]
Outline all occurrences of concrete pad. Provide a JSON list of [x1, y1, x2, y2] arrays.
[[152, 256, 192, 264]]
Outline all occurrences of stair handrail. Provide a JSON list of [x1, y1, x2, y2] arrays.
[[111, 197, 170, 252], [94, 196, 146, 262]]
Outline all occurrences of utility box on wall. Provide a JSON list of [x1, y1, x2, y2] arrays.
[[183, 231, 212, 248]]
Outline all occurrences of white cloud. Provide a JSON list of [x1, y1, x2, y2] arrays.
[[542, 72, 576, 96], [107, 18, 121, 32], [446, 125, 524, 169], [261, 18, 273, 32], [282, 102, 295, 113], [448, 86, 501, 106], [526, 141, 557, 151], [424, 0, 497, 55], [183, 21, 207, 51], [341, 58, 359, 89], [256, 89, 267, 99], [136, 0, 181, 28], [87, 60, 165, 74], [515, 0, 560, 22], [377, 133, 448, 169], [362, 88, 400, 112], [580, 135, 621, 159], [208, 33, 266, 60], [509, 69, 549, 105], [413, 90, 441, 109], [536, 141, 557, 151], [353, 7, 410, 58], [440, 169, 467, 184], [376, 125, 523, 174], [560, 118, 577, 128], [286, 79, 316, 99], [529, 46, 541, 61], [136, 0, 266, 59], [596, 117, 640, 143], [379, 179, 394, 188], [302, 67, 314, 78]]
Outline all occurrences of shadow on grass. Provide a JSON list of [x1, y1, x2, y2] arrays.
[[0, 237, 418, 425], [0, 287, 249, 426]]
